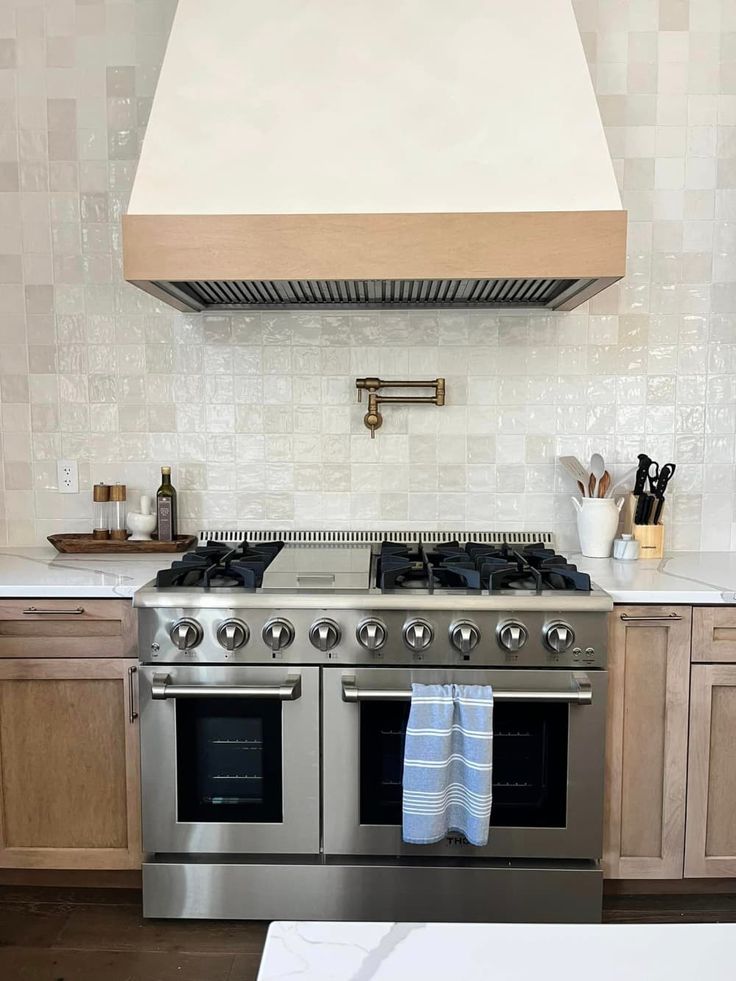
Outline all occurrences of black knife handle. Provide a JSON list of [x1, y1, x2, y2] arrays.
[[634, 454, 652, 495]]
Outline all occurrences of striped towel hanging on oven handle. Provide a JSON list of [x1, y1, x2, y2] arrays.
[[402, 683, 494, 847]]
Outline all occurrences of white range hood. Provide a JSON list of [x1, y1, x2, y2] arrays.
[[123, 0, 626, 312]]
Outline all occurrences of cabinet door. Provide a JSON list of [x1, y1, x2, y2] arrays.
[[692, 608, 736, 663], [604, 607, 691, 878], [0, 658, 141, 869], [685, 664, 736, 876]]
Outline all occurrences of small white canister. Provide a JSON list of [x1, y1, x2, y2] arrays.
[[572, 497, 624, 558], [613, 533, 640, 561]]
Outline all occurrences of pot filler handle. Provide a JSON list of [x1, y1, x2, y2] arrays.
[[151, 674, 302, 701], [341, 674, 593, 705]]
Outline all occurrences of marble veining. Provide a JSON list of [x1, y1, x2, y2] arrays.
[[256, 921, 736, 980]]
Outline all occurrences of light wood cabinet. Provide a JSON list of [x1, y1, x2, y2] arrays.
[[0, 657, 141, 869], [604, 606, 691, 879], [685, 664, 736, 876], [692, 608, 736, 663], [0, 596, 141, 871]]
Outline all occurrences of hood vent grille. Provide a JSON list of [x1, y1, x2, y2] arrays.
[[156, 277, 585, 311]]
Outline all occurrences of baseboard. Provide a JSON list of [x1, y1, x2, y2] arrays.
[[605, 879, 736, 895], [0, 869, 142, 890]]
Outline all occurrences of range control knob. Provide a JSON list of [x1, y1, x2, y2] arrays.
[[309, 618, 341, 652], [450, 620, 481, 655], [262, 618, 295, 652], [170, 618, 204, 651], [356, 618, 387, 651], [544, 621, 575, 653], [216, 618, 249, 651], [403, 618, 434, 652], [497, 620, 528, 652]]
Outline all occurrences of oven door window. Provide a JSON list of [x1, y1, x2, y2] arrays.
[[359, 700, 568, 828], [176, 697, 283, 823]]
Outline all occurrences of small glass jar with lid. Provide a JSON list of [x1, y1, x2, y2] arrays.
[[92, 483, 110, 539]]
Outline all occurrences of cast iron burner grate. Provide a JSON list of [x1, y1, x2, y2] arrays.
[[376, 541, 591, 594], [155, 540, 284, 590]]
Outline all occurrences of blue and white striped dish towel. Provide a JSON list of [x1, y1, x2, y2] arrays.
[[402, 683, 493, 846]]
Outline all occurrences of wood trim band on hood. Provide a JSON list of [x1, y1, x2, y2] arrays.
[[123, 210, 627, 283]]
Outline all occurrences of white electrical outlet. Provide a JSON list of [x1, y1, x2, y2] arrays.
[[57, 460, 79, 494]]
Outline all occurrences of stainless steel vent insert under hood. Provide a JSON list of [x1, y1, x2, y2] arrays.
[[124, 0, 626, 312], [156, 277, 591, 311]]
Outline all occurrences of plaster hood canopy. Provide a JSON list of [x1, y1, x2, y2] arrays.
[[123, 0, 627, 313]]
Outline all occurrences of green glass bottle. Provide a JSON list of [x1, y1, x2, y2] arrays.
[[156, 466, 177, 542]]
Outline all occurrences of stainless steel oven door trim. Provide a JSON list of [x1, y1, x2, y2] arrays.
[[322, 667, 606, 861], [341, 673, 593, 704], [151, 673, 302, 701], [139, 664, 320, 856]]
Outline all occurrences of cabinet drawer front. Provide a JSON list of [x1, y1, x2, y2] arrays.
[[693, 608, 736, 663], [0, 600, 136, 658], [685, 664, 736, 877]]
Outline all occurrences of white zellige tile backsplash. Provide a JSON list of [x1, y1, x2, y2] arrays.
[[0, 0, 735, 552]]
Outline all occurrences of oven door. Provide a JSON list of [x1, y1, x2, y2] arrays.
[[139, 665, 319, 855], [322, 667, 606, 860]]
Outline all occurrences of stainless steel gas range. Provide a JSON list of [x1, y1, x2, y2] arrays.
[[133, 530, 612, 923]]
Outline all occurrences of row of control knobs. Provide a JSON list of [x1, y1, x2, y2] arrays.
[[169, 617, 576, 654]]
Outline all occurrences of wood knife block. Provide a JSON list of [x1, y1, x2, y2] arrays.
[[623, 492, 665, 559]]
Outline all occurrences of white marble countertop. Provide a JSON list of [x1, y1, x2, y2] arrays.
[[0, 546, 733, 604], [0, 547, 162, 598], [257, 921, 736, 980], [572, 551, 736, 604]]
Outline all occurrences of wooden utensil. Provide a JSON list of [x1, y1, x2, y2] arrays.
[[597, 471, 611, 498], [589, 453, 605, 497]]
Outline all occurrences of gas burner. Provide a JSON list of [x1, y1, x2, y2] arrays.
[[375, 540, 591, 594], [155, 540, 284, 590]]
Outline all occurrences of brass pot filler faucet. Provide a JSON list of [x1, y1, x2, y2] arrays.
[[355, 377, 446, 437]]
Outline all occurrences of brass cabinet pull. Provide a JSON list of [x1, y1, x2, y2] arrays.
[[22, 606, 85, 615], [128, 666, 138, 723], [620, 613, 683, 622]]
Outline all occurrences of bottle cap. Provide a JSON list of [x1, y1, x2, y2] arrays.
[[110, 483, 127, 502], [93, 483, 110, 502], [161, 466, 171, 475]]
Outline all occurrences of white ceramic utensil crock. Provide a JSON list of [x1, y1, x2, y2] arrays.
[[572, 496, 624, 558]]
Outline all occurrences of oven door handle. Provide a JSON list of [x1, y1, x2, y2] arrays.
[[151, 673, 302, 701], [341, 674, 593, 705]]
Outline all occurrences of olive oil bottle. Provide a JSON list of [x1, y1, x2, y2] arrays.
[[156, 466, 177, 541]]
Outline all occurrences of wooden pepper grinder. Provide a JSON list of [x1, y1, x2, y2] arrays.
[[92, 483, 110, 539], [110, 483, 128, 541]]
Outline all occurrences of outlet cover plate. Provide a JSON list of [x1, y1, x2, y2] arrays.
[[57, 460, 79, 494]]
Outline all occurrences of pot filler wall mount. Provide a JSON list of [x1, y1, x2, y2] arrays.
[[122, 0, 627, 313]]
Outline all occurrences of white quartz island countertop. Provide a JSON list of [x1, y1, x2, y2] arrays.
[[571, 551, 736, 604], [0, 545, 733, 603], [0, 547, 163, 598], [257, 921, 736, 980]]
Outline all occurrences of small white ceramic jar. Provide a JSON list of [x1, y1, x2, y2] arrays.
[[613, 533, 640, 561]]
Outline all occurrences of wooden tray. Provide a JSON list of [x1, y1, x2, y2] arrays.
[[48, 534, 197, 554]]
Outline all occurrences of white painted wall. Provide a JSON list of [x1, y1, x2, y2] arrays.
[[129, 0, 622, 215]]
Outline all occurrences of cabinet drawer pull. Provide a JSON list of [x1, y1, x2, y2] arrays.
[[22, 606, 85, 615], [620, 613, 683, 622], [128, 666, 138, 722]]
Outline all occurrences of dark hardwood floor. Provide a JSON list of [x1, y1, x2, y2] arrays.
[[0, 887, 735, 980]]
